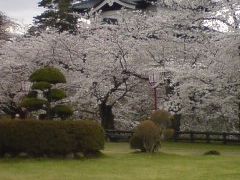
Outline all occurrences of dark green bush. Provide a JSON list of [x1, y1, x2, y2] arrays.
[[0, 119, 104, 157], [20, 98, 49, 111], [32, 82, 52, 90], [130, 120, 161, 153], [30, 67, 66, 84], [204, 150, 220, 156], [46, 89, 67, 101], [51, 105, 73, 120]]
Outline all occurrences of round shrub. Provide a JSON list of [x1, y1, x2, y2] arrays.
[[30, 67, 66, 84], [204, 150, 220, 156], [130, 120, 161, 153], [150, 109, 173, 128], [51, 105, 73, 120], [32, 82, 52, 90], [0, 119, 105, 157], [129, 134, 144, 152], [20, 98, 48, 111], [163, 128, 175, 140], [46, 89, 67, 101]]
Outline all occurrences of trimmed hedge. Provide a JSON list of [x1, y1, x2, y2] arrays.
[[0, 120, 104, 157]]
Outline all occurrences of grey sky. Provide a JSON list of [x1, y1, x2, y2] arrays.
[[0, 0, 45, 25]]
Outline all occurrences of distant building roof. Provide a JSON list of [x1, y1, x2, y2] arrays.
[[72, 0, 155, 13]]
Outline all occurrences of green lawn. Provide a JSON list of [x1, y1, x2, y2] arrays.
[[0, 142, 240, 180]]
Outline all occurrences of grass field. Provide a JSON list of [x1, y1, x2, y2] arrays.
[[0, 142, 240, 180]]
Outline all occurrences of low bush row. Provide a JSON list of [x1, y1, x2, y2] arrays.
[[0, 119, 104, 157]]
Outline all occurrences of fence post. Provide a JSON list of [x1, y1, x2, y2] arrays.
[[174, 131, 179, 142], [190, 131, 194, 143], [223, 133, 227, 144], [206, 132, 210, 143]]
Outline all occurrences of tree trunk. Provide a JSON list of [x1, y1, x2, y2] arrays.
[[238, 101, 240, 133], [172, 114, 181, 132], [99, 103, 114, 129], [18, 108, 28, 119]]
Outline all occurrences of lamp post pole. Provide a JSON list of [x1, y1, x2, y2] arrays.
[[149, 72, 162, 111], [153, 87, 157, 111]]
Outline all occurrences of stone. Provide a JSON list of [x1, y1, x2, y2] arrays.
[[74, 152, 84, 159], [65, 153, 74, 159], [4, 153, 12, 158], [18, 152, 29, 158]]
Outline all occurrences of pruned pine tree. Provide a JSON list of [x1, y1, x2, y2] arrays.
[[20, 67, 73, 120]]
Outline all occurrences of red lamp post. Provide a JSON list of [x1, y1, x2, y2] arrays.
[[148, 72, 163, 111]]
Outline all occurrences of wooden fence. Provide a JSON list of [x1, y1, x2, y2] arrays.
[[173, 131, 240, 144], [105, 129, 240, 144], [105, 130, 133, 142]]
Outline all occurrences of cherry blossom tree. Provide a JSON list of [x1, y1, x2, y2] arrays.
[[134, 0, 240, 132], [0, 2, 239, 132], [0, 20, 150, 128]]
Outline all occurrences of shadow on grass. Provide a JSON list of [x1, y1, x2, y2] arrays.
[[0, 151, 106, 163]]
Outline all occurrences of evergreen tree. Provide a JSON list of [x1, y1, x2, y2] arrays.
[[20, 67, 73, 120], [34, 0, 78, 33]]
